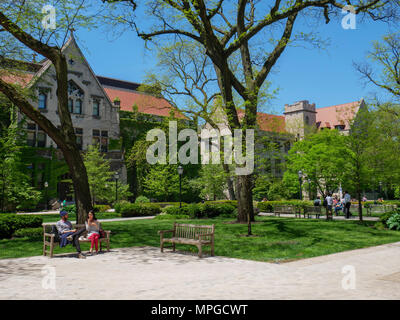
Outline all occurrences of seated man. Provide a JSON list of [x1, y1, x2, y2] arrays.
[[56, 211, 86, 259]]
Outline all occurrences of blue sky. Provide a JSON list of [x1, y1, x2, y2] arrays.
[[75, 11, 395, 116]]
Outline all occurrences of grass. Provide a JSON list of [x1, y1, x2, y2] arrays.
[[1, 216, 399, 262]]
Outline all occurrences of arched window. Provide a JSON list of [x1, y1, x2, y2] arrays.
[[38, 92, 47, 109], [305, 115, 310, 125], [67, 80, 84, 114]]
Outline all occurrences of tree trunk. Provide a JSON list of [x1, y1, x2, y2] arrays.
[[236, 174, 254, 223], [223, 163, 236, 200]]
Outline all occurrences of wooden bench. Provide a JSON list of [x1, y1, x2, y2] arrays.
[[273, 205, 300, 217], [304, 206, 322, 219], [42, 223, 111, 258], [366, 204, 397, 216], [158, 223, 215, 258]]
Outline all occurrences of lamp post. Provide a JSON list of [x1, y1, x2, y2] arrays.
[[379, 181, 382, 200], [177, 165, 183, 208], [298, 170, 303, 200], [114, 172, 119, 203], [307, 178, 311, 200]]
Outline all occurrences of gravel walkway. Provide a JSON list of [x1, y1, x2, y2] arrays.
[[1, 242, 399, 300]]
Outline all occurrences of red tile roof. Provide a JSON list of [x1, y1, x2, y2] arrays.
[[0, 72, 35, 87], [316, 100, 362, 130], [102, 87, 187, 119], [237, 109, 286, 133]]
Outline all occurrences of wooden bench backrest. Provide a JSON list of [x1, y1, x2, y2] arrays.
[[304, 206, 321, 213], [43, 223, 86, 234], [274, 205, 295, 211], [174, 223, 214, 241]]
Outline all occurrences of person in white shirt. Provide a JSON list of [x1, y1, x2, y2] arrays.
[[344, 191, 352, 218], [326, 193, 333, 218]]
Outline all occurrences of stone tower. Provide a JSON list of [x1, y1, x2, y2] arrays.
[[284, 100, 317, 140]]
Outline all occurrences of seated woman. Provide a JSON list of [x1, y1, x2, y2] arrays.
[[334, 201, 343, 216], [85, 210, 101, 255]]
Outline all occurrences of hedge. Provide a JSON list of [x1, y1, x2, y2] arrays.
[[165, 203, 236, 219], [257, 200, 313, 212], [13, 227, 43, 239], [120, 203, 161, 217], [206, 200, 238, 208], [0, 214, 43, 239], [94, 204, 111, 212]]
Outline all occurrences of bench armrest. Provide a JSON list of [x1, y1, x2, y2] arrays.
[[44, 233, 55, 238], [158, 229, 174, 235]]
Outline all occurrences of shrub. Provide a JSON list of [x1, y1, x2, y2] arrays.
[[13, 227, 43, 239], [257, 200, 313, 212], [135, 196, 150, 204], [0, 214, 43, 239], [206, 200, 238, 208], [165, 203, 236, 219], [379, 210, 397, 226], [387, 213, 400, 231], [63, 205, 76, 215], [113, 200, 130, 214], [154, 214, 190, 220], [94, 204, 111, 213], [120, 203, 161, 217]]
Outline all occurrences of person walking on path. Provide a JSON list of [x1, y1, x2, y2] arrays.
[[344, 191, 352, 219], [56, 211, 86, 259], [86, 210, 101, 255]]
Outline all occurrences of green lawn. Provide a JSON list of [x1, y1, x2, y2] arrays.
[[1, 216, 399, 262]]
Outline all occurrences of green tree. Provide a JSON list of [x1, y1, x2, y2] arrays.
[[284, 129, 350, 197], [0, 121, 40, 212], [190, 164, 229, 201], [111, 0, 396, 227], [84, 144, 131, 205]]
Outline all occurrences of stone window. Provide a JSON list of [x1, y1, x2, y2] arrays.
[[335, 125, 345, 131], [93, 99, 100, 116], [75, 128, 83, 150], [38, 92, 47, 110], [26, 123, 46, 147], [68, 80, 84, 114], [92, 129, 108, 152]]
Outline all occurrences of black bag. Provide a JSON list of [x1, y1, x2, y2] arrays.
[[51, 225, 60, 242]]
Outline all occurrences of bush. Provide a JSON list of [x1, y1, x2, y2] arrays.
[[206, 200, 238, 208], [387, 213, 400, 231], [165, 203, 236, 219], [63, 205, 76, 215], [0, 214, 43, 239], [94, 204, 111, 212], [113, 200, 130, 214], [257, 200, 313, 212], [13, 227, 43, 239], [154, 214, 190, 220], [379, 210, 397, 226], [120, 203, 161, 217], [135, 196, 150, 204]]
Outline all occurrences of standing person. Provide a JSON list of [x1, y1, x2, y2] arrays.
[[344, 191, 352, 219], [314, 196, 321, 206], [56, 211, 86, 258], [86, 210, 101, 255], [326, 193, 333, 218]]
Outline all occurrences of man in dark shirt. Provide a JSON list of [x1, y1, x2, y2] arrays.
[[56, 211, 86, 259]]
